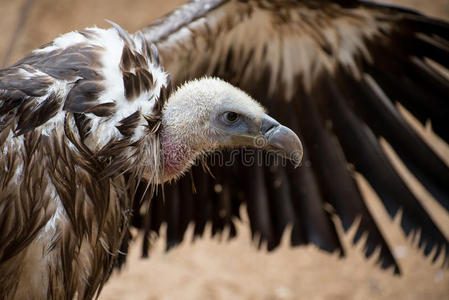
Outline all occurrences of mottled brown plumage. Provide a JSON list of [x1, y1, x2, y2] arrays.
[[0, 24, 169, 299]]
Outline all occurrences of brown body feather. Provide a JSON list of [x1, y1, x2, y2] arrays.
[[0, 25, 168, 299]]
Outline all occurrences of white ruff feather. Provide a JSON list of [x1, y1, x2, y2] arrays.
[[21, 26, 168, 151]]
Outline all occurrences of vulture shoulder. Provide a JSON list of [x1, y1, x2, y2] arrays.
[[126, 0, 449, 275]]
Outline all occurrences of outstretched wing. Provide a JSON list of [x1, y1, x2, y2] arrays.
[[127, 0, 449, 274]]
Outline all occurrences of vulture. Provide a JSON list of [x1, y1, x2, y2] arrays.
[[0, 22, 301, 298], [0, 0, 448, 299]]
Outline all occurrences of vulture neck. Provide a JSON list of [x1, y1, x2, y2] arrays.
[[160, 129, 202, 182], [158, 78, 220, 182]]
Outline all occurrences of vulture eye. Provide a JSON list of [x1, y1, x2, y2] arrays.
[[223, 111, 240, 124]]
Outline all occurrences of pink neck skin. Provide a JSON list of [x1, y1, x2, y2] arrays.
[[160, 131, 196, 181]]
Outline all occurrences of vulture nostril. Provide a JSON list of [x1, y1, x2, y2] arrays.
[[260, 115, 280, 136], [263, 124, 278, 138]]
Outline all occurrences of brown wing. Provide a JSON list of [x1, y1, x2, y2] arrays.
[[123, 0, 449, 274]]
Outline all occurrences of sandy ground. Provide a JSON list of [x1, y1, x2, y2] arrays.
[[0, 0, 449, 299]]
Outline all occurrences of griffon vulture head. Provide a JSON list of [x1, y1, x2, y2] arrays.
[[160, 77, 302, 181]]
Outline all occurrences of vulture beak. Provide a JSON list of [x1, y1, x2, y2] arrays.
[[259, 114, 303, 167]]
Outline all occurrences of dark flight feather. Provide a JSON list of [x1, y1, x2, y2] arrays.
[[129, 0, 449, 275]]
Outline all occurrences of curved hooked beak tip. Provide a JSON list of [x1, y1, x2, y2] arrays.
[[260, 115, 303, 168]]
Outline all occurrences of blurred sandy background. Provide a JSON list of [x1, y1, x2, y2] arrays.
[[0, 0, 448, 299]]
